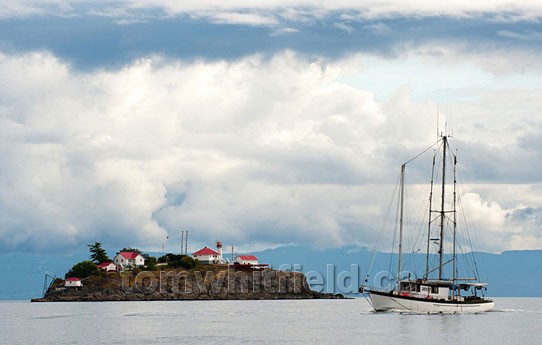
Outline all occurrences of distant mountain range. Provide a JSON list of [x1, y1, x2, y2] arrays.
[[254, 246, 542, 297], [2, 246, 541, 300]]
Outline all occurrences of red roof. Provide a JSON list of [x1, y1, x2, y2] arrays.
[[193, 247, 219, 256], [97, 262, 113, 268], [118, 252, 141, 259], [238, 255, 258, 261], [66, 277, 80, 281]]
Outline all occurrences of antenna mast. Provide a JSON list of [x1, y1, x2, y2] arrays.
[[179, 230, 189, 255], [185, 230, 188, 255], [180, 230, 184, 255]]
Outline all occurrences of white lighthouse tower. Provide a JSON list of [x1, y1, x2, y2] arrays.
[[216, 241, 223, 264]]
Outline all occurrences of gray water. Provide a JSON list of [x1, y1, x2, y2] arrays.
[[0, 298, 539, 344]]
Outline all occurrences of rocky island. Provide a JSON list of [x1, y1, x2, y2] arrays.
[[32, 266, 343, 302], [32, 242, 343, 302]]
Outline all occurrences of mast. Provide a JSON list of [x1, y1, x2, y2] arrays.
[[397, 164, 405, 287], [425, 155, 436, 279], [438, 136, 447, 280], [452, 153, 458, 287]]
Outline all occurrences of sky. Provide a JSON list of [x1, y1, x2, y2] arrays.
[[1, 1, 542, 255]]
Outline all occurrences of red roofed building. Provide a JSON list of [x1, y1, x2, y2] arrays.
[[193, 246, 221, 264], [97, 262, 117, 272], [65, 277, 82, 287], [113, 251, 145, 269], [235, 255, 259, 265]]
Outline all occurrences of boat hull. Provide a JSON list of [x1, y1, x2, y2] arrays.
[[368, 291, 494, 313]]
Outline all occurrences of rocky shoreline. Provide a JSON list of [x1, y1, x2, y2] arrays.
[[32, 268, 344, 302]]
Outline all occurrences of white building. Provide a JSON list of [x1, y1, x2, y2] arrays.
[[235, 255, 259, 265], [113, 252, 145, 269], [192, 241, 224, 264], [97, 262, 117, 272], [65, 277, 82, 287], [193, 246, 221, 264]]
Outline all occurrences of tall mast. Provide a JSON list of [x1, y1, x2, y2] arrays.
[[425, 155, 436, 279], [438, 136, 447, 280], [452, 153, 458, 286], [397, 164, 405, 287]]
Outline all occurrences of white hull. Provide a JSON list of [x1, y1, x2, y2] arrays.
[[369, 291, 494, 313]]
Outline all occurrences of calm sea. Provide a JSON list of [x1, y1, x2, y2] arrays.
[[0, 298, 539, 344]]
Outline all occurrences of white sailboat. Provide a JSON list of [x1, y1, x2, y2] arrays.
[[360, 133, 494, 313]]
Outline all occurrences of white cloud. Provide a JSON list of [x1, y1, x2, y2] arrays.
[[334, 22, 354, 33], [364, 22, 392, 35], [270, 27, 299, 36], [456, 193, 542, 252], [0, 51, 383, 252], [1, 49, 542, 254], [206, 12, 279, 26], [4, 0, 542, 20], [497, 29, 542, 41], [0, 0, 74, 18], [122, 0, 542, 19]]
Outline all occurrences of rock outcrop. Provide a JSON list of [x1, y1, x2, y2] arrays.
[[32, 267, 343, 302]]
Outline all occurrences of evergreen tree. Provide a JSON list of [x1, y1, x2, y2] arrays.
[[66, 260, 99, 278], [120, 247, 141, 254], [88, 242, 110, 263]]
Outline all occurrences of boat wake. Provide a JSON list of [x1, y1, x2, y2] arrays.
[[489, 308, 522, 313]]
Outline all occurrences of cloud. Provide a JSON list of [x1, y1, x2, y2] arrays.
[[1, 48, 542, 254], [270, 27, 299, 36], [0, 1, 74, 18], [4, 1, 542, 21], [205, 12, 279, 26], [4, 4, 542, 72], [0, 51, 385, 253], [507, 206, 542, 249], [334, 22, 354, 33], [367, 22, 393, 35], [457, 193, 542, 251], [498, 29, 542, 41]]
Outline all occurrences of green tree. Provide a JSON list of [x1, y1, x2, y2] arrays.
[[145, 256, 157, 270], [88, 242, 110, 263], [157, 253, 197, 269], [120, 247, 141, 254], [157, 253, 175, 264], [180, 256, 197, 269], [66, 260, 99, 279]]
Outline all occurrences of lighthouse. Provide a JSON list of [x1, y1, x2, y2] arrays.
[[216, 241, 223, 264]]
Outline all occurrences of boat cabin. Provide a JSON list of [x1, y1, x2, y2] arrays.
[[397, 280, 488, 302], [398, 280, 451, 301]]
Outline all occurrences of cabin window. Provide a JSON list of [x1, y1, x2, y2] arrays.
[[431, 286, 439, 294]]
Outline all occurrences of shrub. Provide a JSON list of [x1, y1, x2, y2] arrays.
[[66, 260, 99, 279], [157, 253, 197, 269], [144, 256, 157, 270]]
